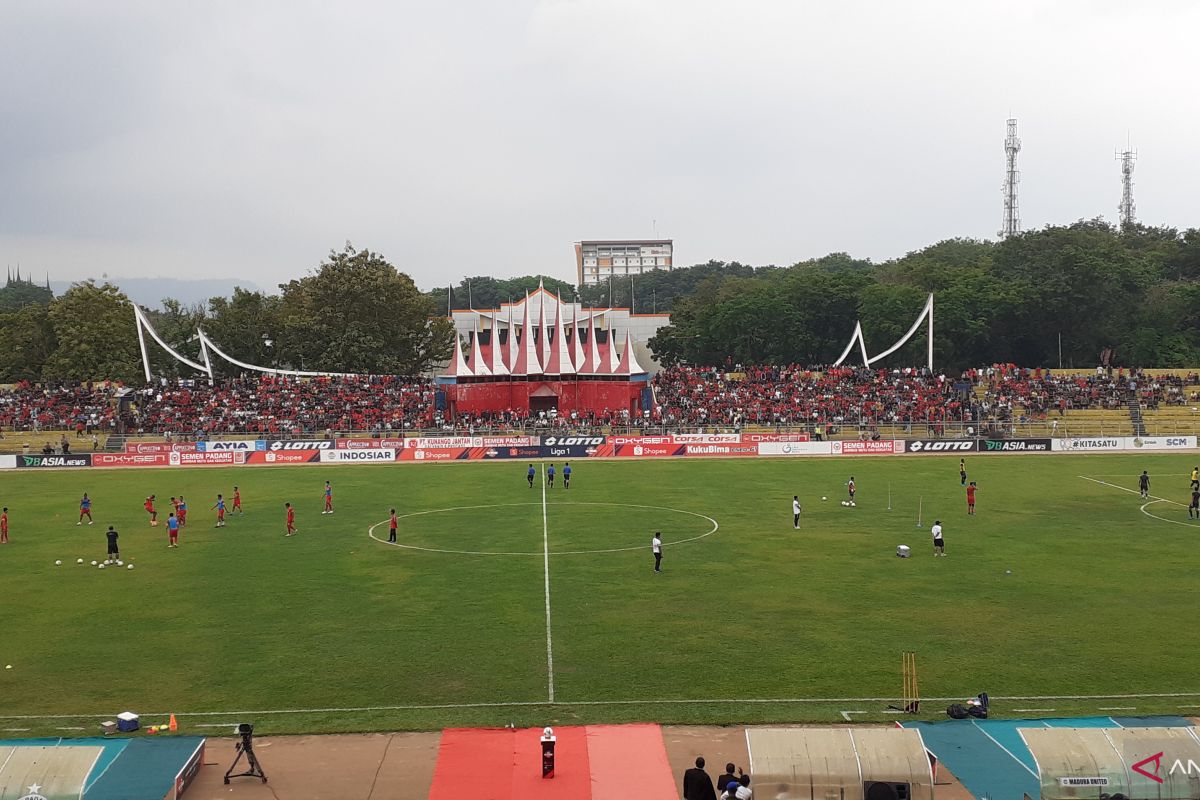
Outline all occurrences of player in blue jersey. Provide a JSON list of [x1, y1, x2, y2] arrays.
[[562, 462, 572, 489], [546, 463, 556, 488], [77, 493, 93, 525], [212, 494, 227, 527], [527, 464, 536, 488]]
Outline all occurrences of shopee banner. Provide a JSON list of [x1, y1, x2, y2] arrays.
[[757, 441, 835, 456], [246, 450, 323, 464], [170, 451, 245, 466], [94, 453, 170, 467], [615, 442, 687, 457], [124, 442, 198, 454], [832, 440, 904, 455], [398, 447, 469, 461]]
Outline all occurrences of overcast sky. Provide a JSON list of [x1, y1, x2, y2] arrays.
[[2, 1, 1198, 293]]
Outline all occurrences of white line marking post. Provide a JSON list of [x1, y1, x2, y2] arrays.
[[542, 463, 555, 703]]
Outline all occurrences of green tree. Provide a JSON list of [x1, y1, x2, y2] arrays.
[[203, 288, 284, 374], [0, 303, 57, 381], [42, 281, 142, 383], [278, 245, 452, 374]]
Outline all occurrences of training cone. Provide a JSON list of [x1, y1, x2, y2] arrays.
[[169, 714, 178, 732]]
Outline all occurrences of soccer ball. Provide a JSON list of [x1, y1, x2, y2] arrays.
[[840, 501, 848, 506], [849, 501, 856, 507], [90, 560, 97, 566], [98, 563, 106, 570], [821, 496, 827, 501], [127, 564, 134, 570], [116, 560, 124, 566], [55, 560, 62, 566], [77, 558, 83, 564]]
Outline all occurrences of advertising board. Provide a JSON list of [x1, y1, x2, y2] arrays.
[[835, 440, 904, 455], [904, 439, 978, 453], [757, 441, 835, 456], [19, 454, 93, 468], [320, 449, 397, 463], [246, 450, 323, 464], [980, 438, 1052, 452]]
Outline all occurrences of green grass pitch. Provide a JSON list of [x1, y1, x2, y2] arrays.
[[0, 454, 1197, 736]]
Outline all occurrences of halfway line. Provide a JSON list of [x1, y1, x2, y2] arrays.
[[1077, 475, 1187, 507], [542, 463, 555, 703]]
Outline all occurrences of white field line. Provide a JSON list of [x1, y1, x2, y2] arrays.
[[971, 718, 1039, 778], [4, 692, 1200, 721], [1012, 709, 1057, 713], [1140, 501, 1200, 528], [542, 464, 555, 703], [1078, 475, 1186, 506], [1099, 706, 1137, 710]]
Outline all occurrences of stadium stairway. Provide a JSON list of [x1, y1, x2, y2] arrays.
[[1128, 394, 1148, 436]]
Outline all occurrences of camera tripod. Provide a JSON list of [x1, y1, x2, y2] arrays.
[[224, 725, 268, 784]]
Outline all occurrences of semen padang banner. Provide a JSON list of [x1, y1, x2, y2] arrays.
[[834, 440, 905, 455]]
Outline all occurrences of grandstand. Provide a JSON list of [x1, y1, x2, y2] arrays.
[[3, 366, 1200, 449]]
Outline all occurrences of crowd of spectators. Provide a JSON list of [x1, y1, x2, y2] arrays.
[[0, 365, 1194, 437]]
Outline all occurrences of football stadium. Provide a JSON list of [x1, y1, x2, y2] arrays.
[[6, 4, 1200, 799]]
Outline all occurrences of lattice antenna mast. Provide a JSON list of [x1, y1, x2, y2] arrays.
[[1116, 141, 1136, 229], [999, 118, 1021, 238]]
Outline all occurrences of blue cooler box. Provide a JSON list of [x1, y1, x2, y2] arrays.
[[117, 712, 140, 732]]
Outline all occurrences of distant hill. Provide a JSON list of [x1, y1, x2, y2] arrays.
[[50, 277, 264, 308]]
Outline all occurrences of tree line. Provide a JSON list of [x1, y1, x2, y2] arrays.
[[0, 245, 453, 384], [3, 221, 1200, 384]]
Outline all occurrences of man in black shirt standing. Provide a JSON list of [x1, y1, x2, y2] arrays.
[[683, 756, 717, 800], [105, 526, 119, 563]]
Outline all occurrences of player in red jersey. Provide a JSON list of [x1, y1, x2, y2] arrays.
[[78, 493, 93, 525], [285, 502, 296, 536], [145, 495, 158, 526], [1, 507, 9, 544], [966, 481, 977, 516], [212, 494, 227, 528], [322, 481, 333, 514], [177, 496, 188, 527], [232, 486, 243, 514], [388, 508, 398, 543]]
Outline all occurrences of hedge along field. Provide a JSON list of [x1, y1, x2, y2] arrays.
[[0, 453, 1197, 736]]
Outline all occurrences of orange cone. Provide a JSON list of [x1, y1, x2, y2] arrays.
[[168, 714, 178, 732]]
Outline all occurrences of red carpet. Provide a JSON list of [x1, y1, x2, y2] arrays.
[[585, 723, 677, 798], [429, 724, 675, 799]]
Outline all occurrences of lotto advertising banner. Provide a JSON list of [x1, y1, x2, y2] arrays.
[[981, 438, 1052, 452], [265, 439, 333, 451], [904, 439, 978, 454], [246, 450, 323, 464], [541, 435, 609, 459], [835, 440, 905, 455], [757, 441, 835, 456], [320, 448, 397, 463], [124, 442, 198, 454]]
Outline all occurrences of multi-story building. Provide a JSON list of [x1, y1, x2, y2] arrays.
[[574, 239, 673, 286]]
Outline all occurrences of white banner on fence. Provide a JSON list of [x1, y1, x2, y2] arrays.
[[0, 455, 16, 470], [1123, 435, 1197, 450], [757, 441, 835, 456], [1052, 438, 1124, 452], [320, 448, 397, 463]]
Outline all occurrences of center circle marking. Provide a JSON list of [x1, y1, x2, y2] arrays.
[[367, 501, 719, 556]]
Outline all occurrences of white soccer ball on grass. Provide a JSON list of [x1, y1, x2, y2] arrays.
[[127, 564, 134, 570], [90, 560, 97, 566], [77, 558, 84, 564], [98, 563, 106, 570], [55, 560, 62, 566], [821, 496, 827, 501]]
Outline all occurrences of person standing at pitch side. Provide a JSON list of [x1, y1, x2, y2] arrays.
[[931, 520, 945, 557], [792, 496, 801, 529], [652, 531, 663, 573]]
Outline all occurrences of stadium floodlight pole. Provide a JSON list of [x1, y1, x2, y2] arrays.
[[135, 306, 153, 383], [197, 330, 355, 378], [866, 294, 934, 371], [832, 321, 870, 367]]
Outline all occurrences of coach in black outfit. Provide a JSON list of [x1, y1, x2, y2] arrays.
[[683, 756, 717, 800]]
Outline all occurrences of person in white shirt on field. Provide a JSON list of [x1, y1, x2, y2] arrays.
[[792, 496, 801, 529], [652, 531, 663, 572], [931, 520, 945, 556]]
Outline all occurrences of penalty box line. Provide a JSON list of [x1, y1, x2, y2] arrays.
[[6, 692, 1200, 720], [1077, 475, 1187, 507]]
